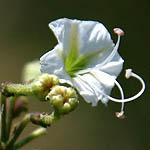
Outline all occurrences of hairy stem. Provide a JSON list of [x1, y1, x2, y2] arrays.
[[3, 84, 34, 97]]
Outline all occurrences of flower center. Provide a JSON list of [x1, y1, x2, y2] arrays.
[[65, 50, 106, 77]]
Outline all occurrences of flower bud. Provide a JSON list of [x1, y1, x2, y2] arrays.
[[31, 112, 60, 127], [47, 85, 79, 114], [32, 74, 59, 101], [68, 98, 79, 110], [62, 103, 71, 113]]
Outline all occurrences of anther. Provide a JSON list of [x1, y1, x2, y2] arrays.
[[125, 69, 132, 79], [113, 28, 124, 36], [115, 111, 125, 119]]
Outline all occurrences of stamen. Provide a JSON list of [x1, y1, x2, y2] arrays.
[[103, 69, 145, 103], [113, 79, 125, 119], [99, 28, 124, 66], [96, 69, 145, 118], [91, 70, 126, 118]]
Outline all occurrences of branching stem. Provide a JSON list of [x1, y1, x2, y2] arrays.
[[6, 114, 31, 150]]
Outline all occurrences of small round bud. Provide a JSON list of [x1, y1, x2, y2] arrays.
[[113, 28, 124, 36], [62, 103, 71, 113], [48, 95, 64, 106], [68, 98, 79, 110]]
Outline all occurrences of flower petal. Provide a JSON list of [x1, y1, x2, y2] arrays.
[[77, 52, 124, 79], [77, 20, 114, 55], [49, 18, 79, 57], [90, 70, 116, 104], [49, 18, 114, 55], [99, 53, 124, 78], [40, 45, 73, 85], [73, 73, 113, 106], [72, 75, 100, 106]]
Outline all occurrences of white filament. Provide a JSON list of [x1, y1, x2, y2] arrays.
[[102, 69, 145, 103], [113, 79, 125, 114]]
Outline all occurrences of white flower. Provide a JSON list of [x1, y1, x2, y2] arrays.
[[40, 18, 145, 116], [40, 18, 124, 106]]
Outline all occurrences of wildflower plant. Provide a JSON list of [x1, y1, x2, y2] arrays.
[[0, 18, 145, 149]]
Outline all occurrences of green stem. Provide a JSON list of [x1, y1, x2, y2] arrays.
[[14, 127, 47, 149], [6, 96, 18, 141], [6, 114, 31, 149], [1, 94, 7, 143], [4, 84, 34, 97], [3, 81, 49, 101]]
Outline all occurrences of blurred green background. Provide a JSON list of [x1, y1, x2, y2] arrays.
[[0, 0, 150, 150]]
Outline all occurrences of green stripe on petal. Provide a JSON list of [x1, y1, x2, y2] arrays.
[[66, 47, 110, 77], [65, 23, 79, 73]]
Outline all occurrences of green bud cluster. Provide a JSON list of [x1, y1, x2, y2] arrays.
[[31, 74, 59, 101], [46, 85, 79, 114]]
